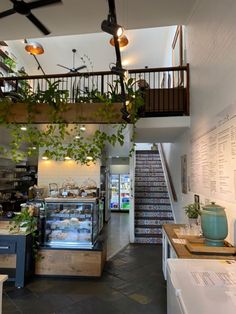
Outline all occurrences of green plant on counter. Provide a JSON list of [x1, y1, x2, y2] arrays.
[[0, 75, 143, 164], [184, 203, 201, 219], [9, 205, 41, 260]]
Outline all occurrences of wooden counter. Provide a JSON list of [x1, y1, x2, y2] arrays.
[[35, 241, 106, 277], [162, 224, 236, 280], [163, 224, 236, 260]]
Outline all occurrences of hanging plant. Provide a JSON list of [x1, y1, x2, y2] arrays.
[[0, 76, 144, 164]]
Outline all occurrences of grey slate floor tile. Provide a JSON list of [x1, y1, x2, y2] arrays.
[[2, 244, 166, 314]]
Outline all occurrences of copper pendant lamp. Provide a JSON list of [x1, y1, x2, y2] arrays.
[[110, 34, 129, 48], [25, 41, 44, 55]]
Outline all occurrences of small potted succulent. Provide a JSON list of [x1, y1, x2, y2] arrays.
[[184, 203, 201, 225]]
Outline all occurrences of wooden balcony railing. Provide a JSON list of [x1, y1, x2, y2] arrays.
[[0, 64, 189, 120]]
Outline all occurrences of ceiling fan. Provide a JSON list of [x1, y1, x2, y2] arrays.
[[57, 49, 87, 73], [0, 0, 62, 35]]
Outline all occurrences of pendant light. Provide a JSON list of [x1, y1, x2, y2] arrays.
[[25, 41, 44, 55], [110, 34, 129, 48]]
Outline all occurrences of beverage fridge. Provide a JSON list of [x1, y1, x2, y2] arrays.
[[110, 174, 130, 211]]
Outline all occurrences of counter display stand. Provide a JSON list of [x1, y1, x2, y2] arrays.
[[44, 198, 99, 249], [35, 197, 106, 277], [0, 221, 34, 288]]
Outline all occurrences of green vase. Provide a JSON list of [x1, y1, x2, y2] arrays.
[[201, 202, 228, 247]]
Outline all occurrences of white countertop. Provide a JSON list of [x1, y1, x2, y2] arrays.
[[167, 258, 236, 314]]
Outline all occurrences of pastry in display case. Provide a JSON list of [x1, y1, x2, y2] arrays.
[[44, 198, 99, 249]]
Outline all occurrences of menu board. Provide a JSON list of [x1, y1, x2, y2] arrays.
[[191, 104, 236, 202]]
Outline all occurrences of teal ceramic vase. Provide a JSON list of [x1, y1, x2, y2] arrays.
[[201, 202, 228, 247]]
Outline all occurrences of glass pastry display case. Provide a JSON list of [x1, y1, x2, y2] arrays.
[[44, 198, 99, 249]]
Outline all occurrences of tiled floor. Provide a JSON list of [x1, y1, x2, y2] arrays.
[[2, 213, 166, 314], [105, 212, 130, 259]]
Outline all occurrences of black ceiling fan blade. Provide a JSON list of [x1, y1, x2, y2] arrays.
[[28, 0, 62, 10], [74, 65, 87, 72], [0, 8, 15, 18], [57, 64, 71, 71], [27, 12, 50, 35]]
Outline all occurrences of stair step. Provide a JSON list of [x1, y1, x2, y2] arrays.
[[135, 199, 170, 205], [135, 182, 167, 187], [135, 167, 163, 170], [135, 209, 172, 218], [135, 211, 174, 218], [135, 204, 172, 210], [135, 158, 161, 166], [135, 192, 169, 197], [136, 161, 160, 166], [134, 237, 162, 244], [135, 174, 164, 178], [135, 227, 162, 235], [135, 219, 174, 226], [135, 177, 165, 182], [135, 186, 168, 192]]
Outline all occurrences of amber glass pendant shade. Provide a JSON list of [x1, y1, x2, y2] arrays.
[[25, 42, 44, 55], [110, 35, 129, 48]]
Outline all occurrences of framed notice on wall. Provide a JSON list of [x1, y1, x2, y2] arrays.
[[181, 154, 187, 194]]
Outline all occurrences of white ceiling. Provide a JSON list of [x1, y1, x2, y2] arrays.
[[7, 26, 176, 75], [0, 0, 197, 40], [2, 0, 198, 75]]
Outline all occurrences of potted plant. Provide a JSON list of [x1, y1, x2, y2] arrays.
[[9, 204, 41, 259], [184, 203, 201, 225]]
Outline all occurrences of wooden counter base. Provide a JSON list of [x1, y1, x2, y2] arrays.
[[35, 244, 107, 277]]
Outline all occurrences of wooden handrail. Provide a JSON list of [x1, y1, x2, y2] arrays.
[[159, 143, 177, 202], [1, 65, 189, 81]]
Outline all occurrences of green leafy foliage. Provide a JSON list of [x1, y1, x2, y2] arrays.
[[0, 76, 143, 164], [184, 203, 201, 218], [9, 205, 41, 260]]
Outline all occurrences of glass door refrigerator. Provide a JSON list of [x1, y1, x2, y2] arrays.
[[110, 174, 130, 211]]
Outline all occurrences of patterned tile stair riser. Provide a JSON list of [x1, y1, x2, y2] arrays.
[[134, 150, 174, 244], [135, 181, 167, 187], [135, 219, 174, 226], [135, 186, 168, 192], [135, 204, 172, 210], [135, 211, 173, 218]]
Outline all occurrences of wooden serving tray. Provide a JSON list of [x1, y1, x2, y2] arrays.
[[185, 239, 236, 255]]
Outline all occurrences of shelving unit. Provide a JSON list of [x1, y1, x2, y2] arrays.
[[0, 48, 17, 94], [0, 158, 37, 211], [13, 165, 37, 193], [0, 158, 15, 192]]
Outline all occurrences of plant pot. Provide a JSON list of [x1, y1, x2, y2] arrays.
[[188, 218, 198, 227], [19, 222, 28, 233], [201, 202, 228, 247]]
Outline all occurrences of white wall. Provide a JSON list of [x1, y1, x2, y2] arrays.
[[162, 0, 236, 244], [110, 164, 129, 174], [37, 149, 100, 195]]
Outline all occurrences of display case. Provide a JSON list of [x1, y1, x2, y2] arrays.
[[44, 198, 99, 249]]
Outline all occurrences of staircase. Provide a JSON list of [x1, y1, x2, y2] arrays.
[[134, 150, 174, 244]]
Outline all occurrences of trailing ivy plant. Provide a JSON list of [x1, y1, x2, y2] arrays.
[[0, 76, 144, 164]]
